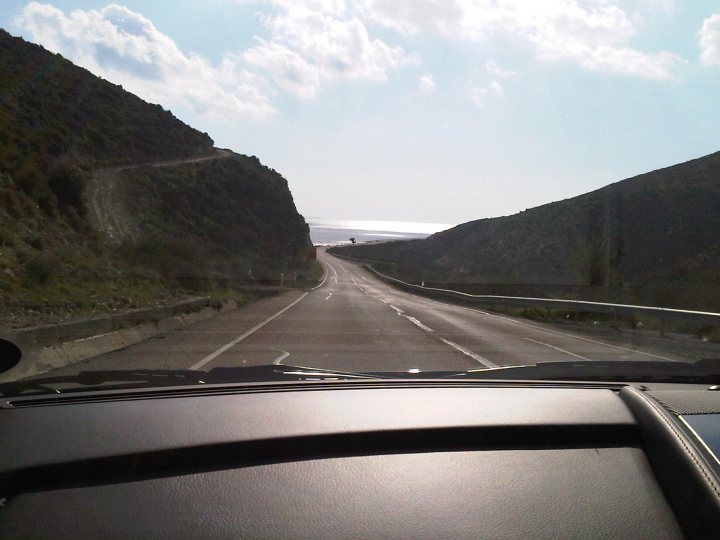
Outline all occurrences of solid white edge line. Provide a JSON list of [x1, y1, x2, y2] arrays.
[[311, 258, 329, 290], [509, 317, 678, 361], [325, 259, 339, 283], [190, 292, 309, 370], [523, 337, 593, 361]]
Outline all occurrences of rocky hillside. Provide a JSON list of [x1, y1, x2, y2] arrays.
[[0, 30, 311, 328], [117, 154, 312, 280], [334, 152, 720, 310]]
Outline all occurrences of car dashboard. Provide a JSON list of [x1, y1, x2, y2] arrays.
[[1, 380, 720, 538]]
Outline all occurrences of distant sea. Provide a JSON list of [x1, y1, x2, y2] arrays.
[[308, 218, 454, 245]]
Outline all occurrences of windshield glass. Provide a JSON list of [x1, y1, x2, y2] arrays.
[[1, 1, 719, 392]]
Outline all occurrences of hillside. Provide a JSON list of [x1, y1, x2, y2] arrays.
[[117, 154, 312, 280], [333, 152, 720, 310], [0, 30, 312, 328]]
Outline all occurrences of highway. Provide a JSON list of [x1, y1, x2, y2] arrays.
[[46, 248, 678, 376]]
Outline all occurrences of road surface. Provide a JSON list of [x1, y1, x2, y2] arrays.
[[44, 248, 680, 377]]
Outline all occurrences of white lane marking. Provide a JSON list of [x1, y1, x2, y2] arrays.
[[523, 337, 593, 361], [493, 314, 677, 361], [272, 350, 290, 365], [440, 338, 498, 368], [402, 315, 434, 332], [326, 261, 339, 283], [190, 292, 309, 370], [325, 293, 333, 300], [350, 277, 369, 295], [311, 260, 329, 290], [334, 255, 627, 365], [393, 288, 674, 361], [389, 304, 404, 315], [340, 265, 348, 273]]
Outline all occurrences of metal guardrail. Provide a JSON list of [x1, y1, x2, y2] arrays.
[[356, 263, 720, 327]]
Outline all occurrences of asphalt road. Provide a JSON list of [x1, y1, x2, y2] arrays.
[[47, 248, 680, 376]]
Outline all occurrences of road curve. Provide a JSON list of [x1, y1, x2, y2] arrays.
[[43, 248, 681, 377]]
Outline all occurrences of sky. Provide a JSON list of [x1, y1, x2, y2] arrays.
[[2, 1, 720, 225]]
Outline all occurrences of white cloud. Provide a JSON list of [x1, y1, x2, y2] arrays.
[[359, 0, 684, 80], [468, 80, 503, 107], [485, 60, 518, 78], [14, 2, 277, 119], [241, 1, 415, 97], [357, 0, 464, 36], [419, 74, 436, 93], [240, 0, 348, 17], [243, 39, 322, 98], [699, 14, 720, 66], [630, 0, 675, 14]]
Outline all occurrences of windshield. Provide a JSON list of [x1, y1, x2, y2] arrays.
[[1, 1, 720, 393]]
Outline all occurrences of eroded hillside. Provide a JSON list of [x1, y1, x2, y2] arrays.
[[0, 30, 312, 327]]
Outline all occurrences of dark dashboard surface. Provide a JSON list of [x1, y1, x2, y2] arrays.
[[0, 382, 717, 538]]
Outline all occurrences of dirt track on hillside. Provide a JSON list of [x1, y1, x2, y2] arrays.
[[85, 149, 230, 242]]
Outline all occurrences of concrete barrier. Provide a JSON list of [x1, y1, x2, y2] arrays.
[[0, 299, 237, 382], [8, 297, 212, 349]]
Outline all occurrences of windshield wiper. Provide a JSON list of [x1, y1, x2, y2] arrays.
[[451, 358, 720, 384], [0, 365, 384, 396]]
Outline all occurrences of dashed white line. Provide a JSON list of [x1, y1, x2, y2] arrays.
[[523, 337, 593, 361], [351, 277, 369, 294], [392, 286, 675, 361], [190, 292, 308, 370], [440, 338, 498, 368], [389, 304, 404, 315], [330, 252, 676, 364], [325, 293, 333, 300], [402, 315, 434, 332]]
